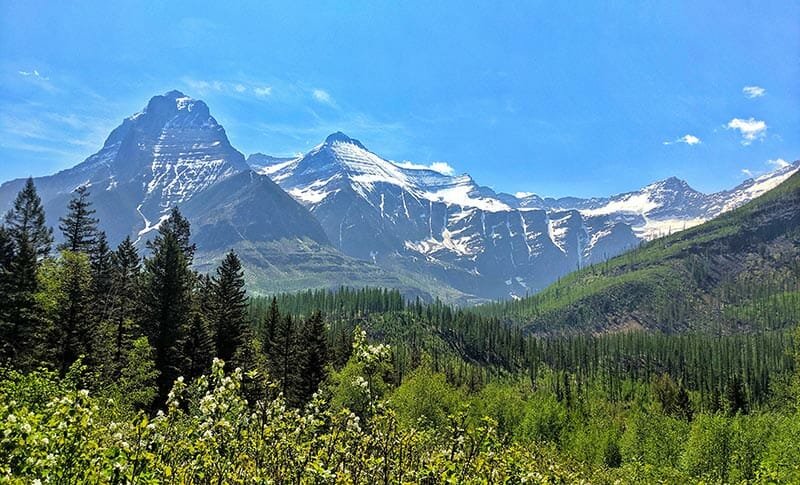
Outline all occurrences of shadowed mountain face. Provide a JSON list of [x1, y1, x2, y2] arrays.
[[2, 91, 797, 302], [252, 132, 799, 299]]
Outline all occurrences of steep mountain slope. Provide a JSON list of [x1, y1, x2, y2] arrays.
[[477, 171, 800, 334], [0, 91, 457, 299], [252, 132, 798, 300], [0, 90, 256, 244]]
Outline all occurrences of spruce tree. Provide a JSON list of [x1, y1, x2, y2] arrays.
[[184, 274, 214, 380], [0, 227, 15, 360], [298, 310, 329, 403], [184, 311, 214, 380], [142, 208, 195, 402], [209, 250, 248, 366], [90, 232, 114, 325], [158, 207, 196, 262], [269, 314, 299, 404], [261, 296, 280, 357], [52, 251, 94, 374], [2, 178, 53, 364], [58, 185, 98, 253], [108, 236, 142, 375]]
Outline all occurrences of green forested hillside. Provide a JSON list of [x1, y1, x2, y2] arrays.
[[1, 177, 799, 483], [477, 172, 800, 334]]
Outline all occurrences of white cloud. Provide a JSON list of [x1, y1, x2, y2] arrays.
[[312, 89, 333, 105], [17, 69, 55, 92], [182, 78, 273, 98], [18, 69, 49, 81], [183, 78, 225, 94], [429, 162, 455, 175], [663, 134, 701, 146], [742, 86, 766, 98], [727, 118, 767, 145], [253, 86, 272, 97], [740, 158, 793, 180], [396, 160, 456, 175], [766, 158, 790, 169]]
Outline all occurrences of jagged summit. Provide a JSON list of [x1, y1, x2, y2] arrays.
[[323, 131, 366, 149]]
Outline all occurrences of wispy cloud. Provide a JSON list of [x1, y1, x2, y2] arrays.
[[17, 69, 55, 92], [181, 78, 273, 99], [312, 88, 334, 105], [740, 158, 794, 180], [396, 160, 456, 175], [663, 134, 701, 146], [726, 117, 767, 145], [742, 85, 766, 98], [253, 86, 272, 97], [19, 69, 49, 81], [766, 158, 790, 169]]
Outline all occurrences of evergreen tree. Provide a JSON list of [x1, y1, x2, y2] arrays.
[[261, 297, 280, 357], [724, 375, 748, 416], [209, 251, 249, 366], [0, 227, 15, 360], [184, 311, 214, 380], [269, 314, 299, 404], [2, 178, 53, 364], [298, 310, 329, 403], [58, 185, 98, 253], [90, 231, 114, 325], [108, 236, 141, 375], [51, 251, 95, 374], [158, 207, 195, 262], [142, 208, 195, 402]]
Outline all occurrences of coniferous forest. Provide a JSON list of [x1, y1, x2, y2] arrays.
[[1, 177, 800, 483]]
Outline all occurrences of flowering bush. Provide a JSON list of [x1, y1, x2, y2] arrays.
[[0, 348, 591, 484]]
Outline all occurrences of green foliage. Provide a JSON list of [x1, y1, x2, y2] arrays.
[[208, 250, 248, 366], [142, 208, 196, 401], [389, 366, 463, 430], [57, 184, 98, 253]]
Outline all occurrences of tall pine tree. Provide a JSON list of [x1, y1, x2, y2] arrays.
[[50, 251, 94, 374], [184, 274, 214, 380], [90, 232, 114, 324], [58, 185, 98, 253], [108, 236, 142, 376], [298, 310, 329, 404], [0, 227, 15, 361], [269, 314, 300, 404], [209, 250, 248, 367], [2, 178, 53, 365], [142, 208, 195, 402], [261, 296, 280, 357]]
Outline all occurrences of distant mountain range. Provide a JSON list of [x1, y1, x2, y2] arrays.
[[1, 90, 797, 302], [477, 169, 800, 334]]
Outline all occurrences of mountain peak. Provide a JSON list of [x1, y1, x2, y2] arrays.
[[647, 176, 693, 192], [324, 131, 366, 149], [142, 90, 209, 118]]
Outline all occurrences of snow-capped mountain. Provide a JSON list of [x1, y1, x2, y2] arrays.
[[0, 90, 331, 254], [252, 132, 799, 299], [1, 90, 796, 302]]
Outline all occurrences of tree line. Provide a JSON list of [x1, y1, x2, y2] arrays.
[[0, 179, 330, 407]]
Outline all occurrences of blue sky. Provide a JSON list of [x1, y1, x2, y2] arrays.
[[1, 1, 798, 197]]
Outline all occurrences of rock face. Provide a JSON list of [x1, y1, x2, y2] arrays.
[[253, 132, 799, 299], [2, 91, 797, 302], [0, 90, 328, 251]]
